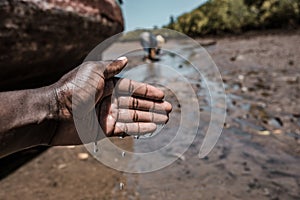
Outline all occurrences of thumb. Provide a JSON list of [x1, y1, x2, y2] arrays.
[[103, 56, 128, 79]]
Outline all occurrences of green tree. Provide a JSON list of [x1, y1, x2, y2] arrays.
[[166, 0, 300, 36]]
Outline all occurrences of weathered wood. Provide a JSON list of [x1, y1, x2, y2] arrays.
[[0, 0, 124, 179], [0, 0, 124, 91]]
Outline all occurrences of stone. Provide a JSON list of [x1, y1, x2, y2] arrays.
[[257, 130, 270, 136], [78, 153, 89, 160], [273, 129, 283, 135], [57, 163, 67, 169]]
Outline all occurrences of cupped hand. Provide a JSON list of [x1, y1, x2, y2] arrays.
[[51, 57, 172, 142]]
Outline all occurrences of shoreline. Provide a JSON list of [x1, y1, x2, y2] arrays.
[[1, 30, 299, 200]]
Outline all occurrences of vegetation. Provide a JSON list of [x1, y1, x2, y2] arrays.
[[119, 28, 183, 42], [165, 0, 300, 36]]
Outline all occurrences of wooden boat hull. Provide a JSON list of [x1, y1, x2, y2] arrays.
[[0, 0, 124, 91]]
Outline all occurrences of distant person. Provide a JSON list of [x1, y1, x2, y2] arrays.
[[155, 34, 165, 55], [140, 32, 165, 62]]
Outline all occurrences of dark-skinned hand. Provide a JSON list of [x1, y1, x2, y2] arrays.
[[49, 57, 172, 145]]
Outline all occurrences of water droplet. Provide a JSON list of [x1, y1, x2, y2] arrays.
[[119, 182, 124, 190], [122, 151, 126, 157], [93, 141, 98, 153]]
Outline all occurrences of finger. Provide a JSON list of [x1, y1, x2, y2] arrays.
[[103, 57, 128, 79], [114, 109, 168, 123], [114, 122, 157, 136], [118, 96, 172, 113], [115, 79, 164, 100]]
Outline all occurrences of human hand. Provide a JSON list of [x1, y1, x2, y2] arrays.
[[50, 57, 172, 144]]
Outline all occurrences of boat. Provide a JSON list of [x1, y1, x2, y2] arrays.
[[0, 0, 124, 91], [0, 0, 124, 179]]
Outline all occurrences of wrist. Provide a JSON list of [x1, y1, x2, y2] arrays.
[[45, 85, 59, 120], [25, 85, 60, 123], [36, 86, 59, 145]]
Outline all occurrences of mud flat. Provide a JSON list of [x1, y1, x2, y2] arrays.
[[0, 30, 299, 200]]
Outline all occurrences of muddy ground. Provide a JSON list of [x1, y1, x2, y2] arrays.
[[0, 30, 299, 200]]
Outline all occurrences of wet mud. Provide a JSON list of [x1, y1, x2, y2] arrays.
[[0, 30, 299, 200]]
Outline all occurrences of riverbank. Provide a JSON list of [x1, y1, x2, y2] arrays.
[[0, 30, 299, 200]]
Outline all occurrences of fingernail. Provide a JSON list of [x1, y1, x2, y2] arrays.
[[117, 56, 127, 61]]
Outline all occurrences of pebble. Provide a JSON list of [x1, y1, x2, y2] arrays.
[[258, 130, 270, 136], [241, 87, 248, 92], [119, 182, 125, 190], [236, 55, 245, 61], [57, 164, 67, 169], [224, 123, 230, 128], [267, 117, 283, 128], [238, 75, 244, 80], [78, 153, 89, 160], [273, 129, 283, 135]]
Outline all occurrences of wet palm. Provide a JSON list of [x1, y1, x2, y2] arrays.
[[52, 57, 172, 141]]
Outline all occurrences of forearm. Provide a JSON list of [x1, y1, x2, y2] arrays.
[[0, 120, 58, 158], [0, 87, 58, 157]]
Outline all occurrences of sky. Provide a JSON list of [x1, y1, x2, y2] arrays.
[[121, 0, 208, 31]]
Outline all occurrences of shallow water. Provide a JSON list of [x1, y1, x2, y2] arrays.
[[1, 33, 300, 200], [101, 40, 300, 200], [103, 40, 218, 159]]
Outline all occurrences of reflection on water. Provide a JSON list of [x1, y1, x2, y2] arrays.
[[115, 46, 208, 157], [103, 40, 220, 198]]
